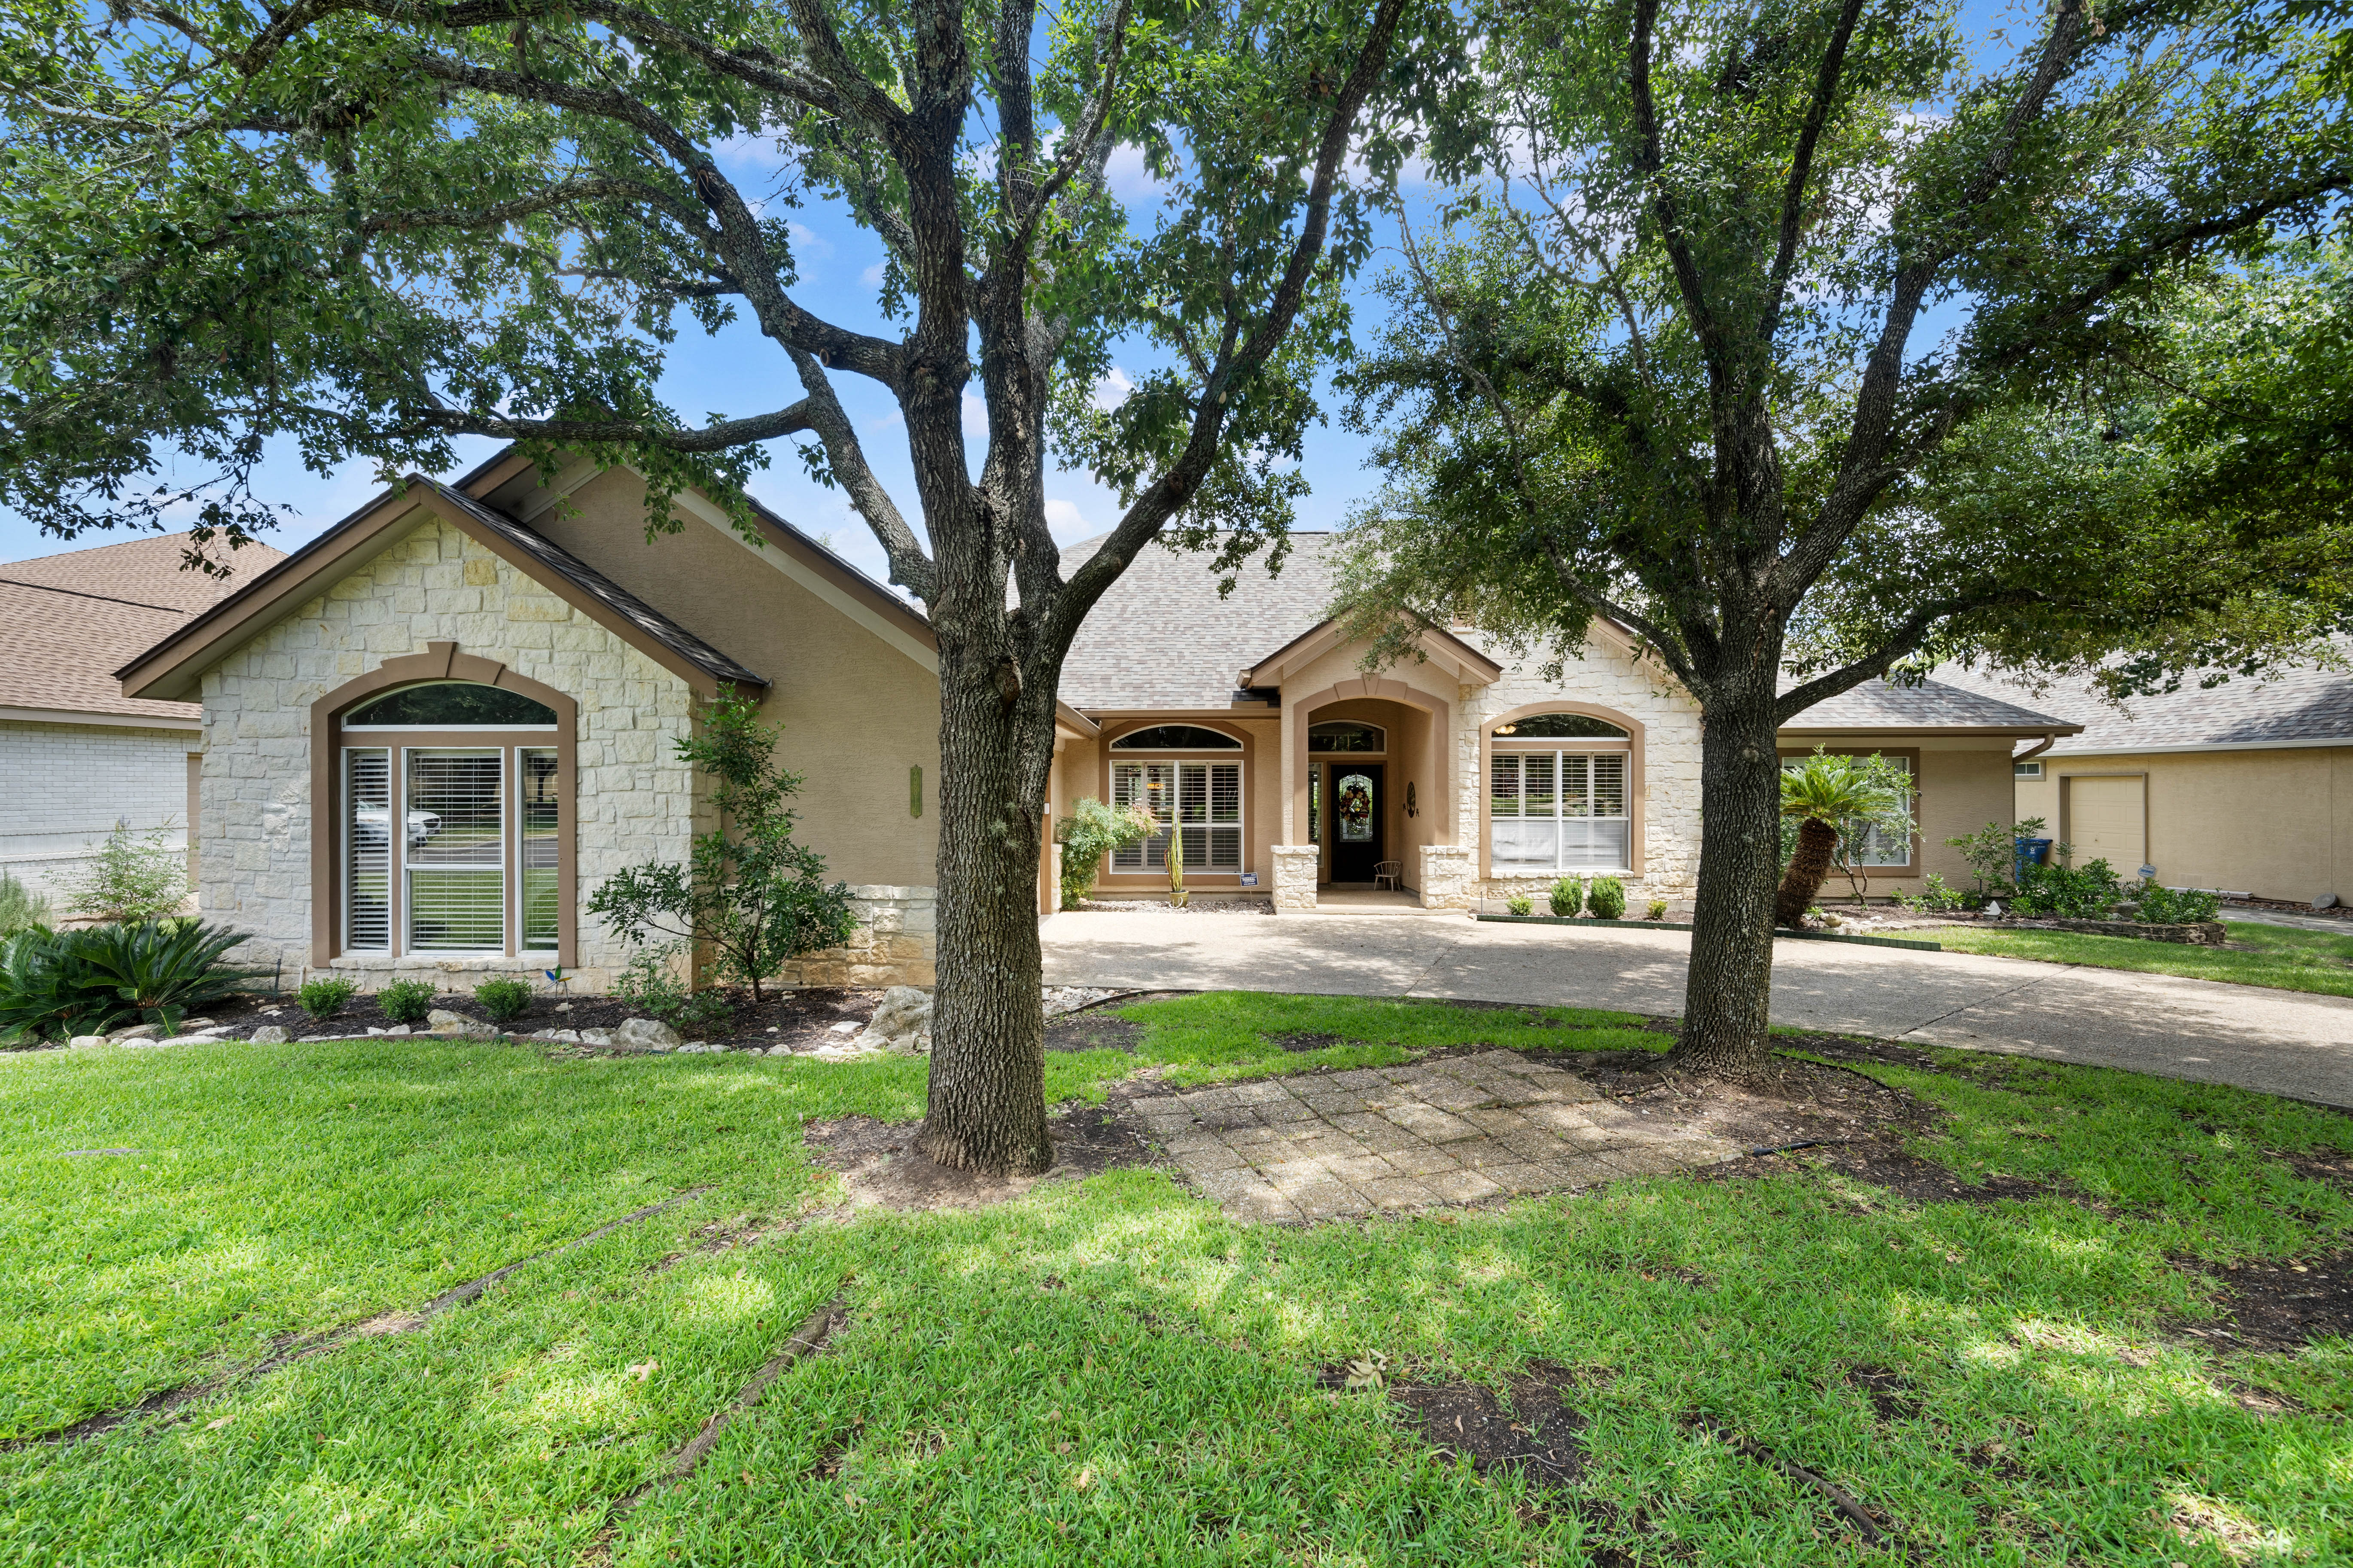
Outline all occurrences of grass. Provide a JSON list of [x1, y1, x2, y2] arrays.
[[3, 994, 2348, 1566], [1930, 917, 2353, 997]]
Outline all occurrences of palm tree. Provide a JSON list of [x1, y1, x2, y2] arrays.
[[1774, 754, 1901, 929]]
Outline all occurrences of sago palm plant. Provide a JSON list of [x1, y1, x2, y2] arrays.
[[1774, 753, 1902, 929]]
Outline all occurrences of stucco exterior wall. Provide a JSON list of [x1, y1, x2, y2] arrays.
[[0, 720, 198, 901], [1780, 737, 2024, 899], [2015, 746, 2352, 901], [507, 467, 943, 890], [193, 511, 698, 989]]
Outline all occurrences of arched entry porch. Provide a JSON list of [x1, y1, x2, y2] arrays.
[[1279, 678, 1457, 908]]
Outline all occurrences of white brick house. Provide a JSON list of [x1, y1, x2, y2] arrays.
[[0, 533, 282, 907]]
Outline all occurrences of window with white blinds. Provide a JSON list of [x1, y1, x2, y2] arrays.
[[1112, 760, 1242, 871], [1491, 749, 1630, 871], [338, 742, 563, 955]]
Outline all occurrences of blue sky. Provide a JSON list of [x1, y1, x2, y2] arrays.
[[0, 0, 2027, 581]]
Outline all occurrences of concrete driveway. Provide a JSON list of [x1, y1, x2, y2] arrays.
[[1040, 910, 2353, 1108]]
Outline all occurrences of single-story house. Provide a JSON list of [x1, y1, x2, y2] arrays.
[[1939, 658, 2353, 902], [2, 531, 282, 906], [115, 451, 2078, 991]]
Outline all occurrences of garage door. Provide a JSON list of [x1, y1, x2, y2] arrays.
[[2067, 775, 2146, 872]]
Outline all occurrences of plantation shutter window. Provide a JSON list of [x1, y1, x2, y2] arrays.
[[1489, 735, 1633, 873], [1111, 756, 1245, 873], [332, 678, 568, 960]]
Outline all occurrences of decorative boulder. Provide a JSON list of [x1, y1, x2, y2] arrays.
[[850, 986, 934, 1056], [107, 1023, 161, 1043], [577, 1027, 615, 1046], [67, 1035, 110, 1050], [2316, 892, 2342, 910], [617, 1017, 684, 1051], [426, 1009, 496, 1038], [249, 1026, 289, 1044]]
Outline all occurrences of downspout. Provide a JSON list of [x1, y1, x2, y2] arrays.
[[2014, 732, 2059, 766]]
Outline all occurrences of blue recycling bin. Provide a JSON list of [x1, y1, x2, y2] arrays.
[[2014, 837, 2053, 881]]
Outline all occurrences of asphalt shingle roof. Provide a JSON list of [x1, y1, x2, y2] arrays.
[[0, 533, 285, 722], [1780, 674, 2075, 731], [1058, 532, 1342, 709], [1933, 653, 2353, 750]]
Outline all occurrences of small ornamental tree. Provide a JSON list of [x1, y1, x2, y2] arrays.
[[60, 822, 189, 924], [588, 690, 855, 1001], [1055, 798, 1155, 909], [1775, 751, 1909, 926]]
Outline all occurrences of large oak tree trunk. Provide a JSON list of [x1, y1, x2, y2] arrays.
[[1774, 818, 1838, 929], [916, 640, 1055, 1176], [1664, 688, 1784, 1083]]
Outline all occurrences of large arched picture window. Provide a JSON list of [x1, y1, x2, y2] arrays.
[[1107, 723, 1244, 875], [335, 678, 568, 957], [1490, 711, 1634, 873]]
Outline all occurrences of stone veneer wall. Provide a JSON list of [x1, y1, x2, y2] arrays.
[[1454, 640, 1705, 909], [778, 884, 937, 988], [196, 514, 698, 991]]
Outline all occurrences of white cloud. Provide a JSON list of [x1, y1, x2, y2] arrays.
[[789, 221, 834, 260], [861, 259, 889, 288], [963, 391, 989, 438], [1104, 143, 1167, 201], [1092, 367, 1135, 411], [1044, 498, 1089, 537]]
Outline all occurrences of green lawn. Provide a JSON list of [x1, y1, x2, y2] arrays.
[[3, 996, 2347, 1567], [1929, 917, 2353, 997]]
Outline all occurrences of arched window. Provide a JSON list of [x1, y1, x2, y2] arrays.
[[331, 677, 569, 957], [1308, 721, 1386, 753], [1490, 711, 1634, 872], [1491, 712, 1627, 739], [346, 681, 558, 728], [1110, 725, 1242, 750]]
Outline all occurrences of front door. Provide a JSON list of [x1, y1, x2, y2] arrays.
[[1327, 763, 1383, 883]]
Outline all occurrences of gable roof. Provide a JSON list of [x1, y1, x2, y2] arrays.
[[0, 532, 285, 725], [1778, 674, 2080, 735], [119, 458, 769, 701], [1932, 653, 2353, 752]]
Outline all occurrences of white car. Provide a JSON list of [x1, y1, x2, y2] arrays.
[[355, 807, 441, 848]]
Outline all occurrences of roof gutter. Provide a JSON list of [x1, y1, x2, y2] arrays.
[[2014, 732, 2061, 764]]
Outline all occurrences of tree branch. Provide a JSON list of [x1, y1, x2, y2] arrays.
[[783, 347, 936, 600], [1773, 588, 2044, 724]]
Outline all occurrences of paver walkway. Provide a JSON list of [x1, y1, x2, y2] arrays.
[[1043, 910, 2353, 1108], [1129, 1051, 1740, 1224]]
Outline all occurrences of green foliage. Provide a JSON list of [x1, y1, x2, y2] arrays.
[[0, 919, 262, 1042], [1506, 894, 1534, 917], [472, 978, 534, 1027], [1946, 817, 2049, 899], [588, 691, 854, 1002], [611, 945, 736, 1036], [2012, 857, 2127, 919], [1547, 877, 1583, 916], [2135, 883, 2224, 925], [56, 822, 187, 924], [1054, 798, 1157, 909], [1645, 898, 1668, 921], [298, 977, 359, 1022], [0, 870, 50, 938], [1937, 918, 2353, 998], [377, 979, 437, 1027], [1585, 875, 1626, 920], [1897, 873, 1968, 914]]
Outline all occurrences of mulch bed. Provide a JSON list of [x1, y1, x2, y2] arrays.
[[801, 1095, 1164, 1212], [187, 986, 889, 1052], [1370, 1361, 1590, 1491], [2181, 1251, 2353, 1354]]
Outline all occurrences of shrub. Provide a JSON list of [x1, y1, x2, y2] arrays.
[[474, 977, 534, 1026], [298, 976, 359, 1021], [2011, 855, 2125, 919], [2136, 883, 2222, 924], [1056, 798, 1157, 908], [0, 919, 262, 1041], [613, 944, 736, 1034], [1585, 876, 1627, 920], [588, 690, 855, 1000], [1896, 872, 1966, 913], [377, 978, 437, 1025], [1944, 816, 2047, 898], [57, 820, 190, 924], [1645, 898, 1668, 921], [1506, 895, 1534, 917], [1547, 877, 1583, 917], [0, 870, 51, 938]]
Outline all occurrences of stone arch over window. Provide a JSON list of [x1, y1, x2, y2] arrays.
[[1480, 699, 1646, 879], [309, 642, 578, 966]]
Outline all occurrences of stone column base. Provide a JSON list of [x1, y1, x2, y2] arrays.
[[1418, 844, 1476, 910], [1271, 845, 1319, 913]]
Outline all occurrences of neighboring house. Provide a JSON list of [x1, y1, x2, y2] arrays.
[[1939, 659, 2353, 903], [2, 532, 283, 906], [116, 449, 2079, 992]]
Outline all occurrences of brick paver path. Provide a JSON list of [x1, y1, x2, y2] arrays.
[[1129, 1051, 1745, 1224]]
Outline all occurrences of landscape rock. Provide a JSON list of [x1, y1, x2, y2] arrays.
[[616, 1017, 684, 1051], [249, 1025, 289, 1044], [67, 1035, 110, 1050], [426, 1008, 497, 1038], [2316, 893, 2342, 910], [107, 1023, 161, 1043], [850, 985, 933, 1056], [577, 1027, 615, 1046]]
